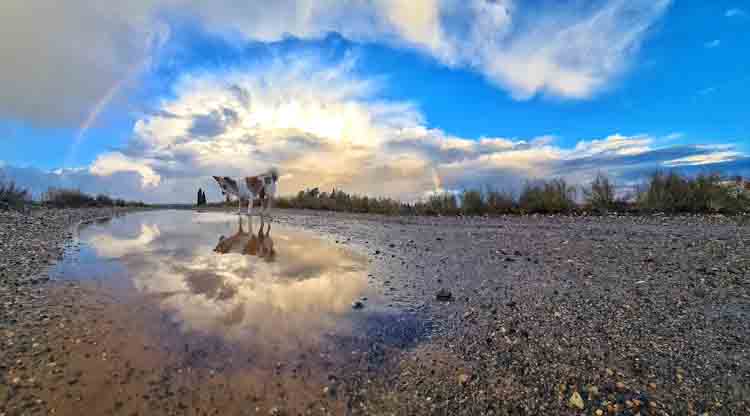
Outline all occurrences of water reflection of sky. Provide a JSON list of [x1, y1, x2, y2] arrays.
[[50, 211, 371, 347]]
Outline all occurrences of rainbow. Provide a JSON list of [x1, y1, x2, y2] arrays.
[[64, 59, 148, 168], [431, 166, 443, 193], [64, 29, 166, 168]]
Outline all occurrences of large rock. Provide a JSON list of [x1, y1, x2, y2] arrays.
[[436, 288, 453, 302]]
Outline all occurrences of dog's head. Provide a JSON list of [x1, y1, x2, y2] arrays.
[[212, 176, 239, 196]]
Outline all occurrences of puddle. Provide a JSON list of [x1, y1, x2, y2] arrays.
[[50, 210, 387, 350], [41, 210, 423, 414]]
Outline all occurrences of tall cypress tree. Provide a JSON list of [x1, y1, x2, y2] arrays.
[[197, 188, 204, 206]]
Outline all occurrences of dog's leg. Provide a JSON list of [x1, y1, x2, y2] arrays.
[[257, 198, 263, 222], [247, 197, 254, 218], [266, 196, 273, 223], [236, 197, 242, 215], [261, 197, 268, 223]]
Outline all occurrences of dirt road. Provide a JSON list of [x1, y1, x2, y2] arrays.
[[2, 209, 749, 415]]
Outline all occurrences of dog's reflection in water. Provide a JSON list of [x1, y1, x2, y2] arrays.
[[214, 216, 275, 260]]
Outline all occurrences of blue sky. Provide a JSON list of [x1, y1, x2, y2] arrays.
[[1, 0, 748, 202]]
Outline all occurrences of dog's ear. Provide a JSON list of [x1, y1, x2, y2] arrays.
[[212, 176, 222, 183]]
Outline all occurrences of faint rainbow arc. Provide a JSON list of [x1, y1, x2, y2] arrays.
[[63, 58, 149, 168], [431, 166, 443, 193]]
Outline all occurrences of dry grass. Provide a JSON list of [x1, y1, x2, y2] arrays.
[[42, 188, 146, 208]]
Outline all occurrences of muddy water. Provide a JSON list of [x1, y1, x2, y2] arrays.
[[42, 210, 419, 415]]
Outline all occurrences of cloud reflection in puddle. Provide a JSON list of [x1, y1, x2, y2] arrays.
[[60, 211, 371, 349]]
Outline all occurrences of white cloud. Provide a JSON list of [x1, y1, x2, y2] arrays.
[[467, 0, 671, 99], [89, 224, 161, 258], [664, 151, 743, 167], [705, 39, 721, 48], [725, 8, 747, 18], [0, 0, 671, 127], [572, 134, 653, 158], [90, 152, 161, 187], [175, 0, 672, 100], [17, 55, 730, 203]]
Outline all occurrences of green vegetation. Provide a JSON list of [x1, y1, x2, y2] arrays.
[[0, 179, 30, 210], [275, 188, 412, 215], [5, 171, 748, 215], [274, 172, 750, 216], [582, 172, 619, 213], [518, 178, 577, 214], [197, 188, 207, 206], [2, 180, 147, 211], [636, 171, 750, 214]]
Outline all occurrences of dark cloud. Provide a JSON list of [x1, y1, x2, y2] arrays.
[[618, 156, 750, 182], [556, 145, 715, 173], [385, 136, 525, 164], [188, 108, 240, 137]]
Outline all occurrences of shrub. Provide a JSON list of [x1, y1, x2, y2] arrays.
[[272, 188, 409, 215], [96, 194, 114, 206], [485, 188, 516, 215], [460, 189, 485, 216], [40, 189, 143, 209], [636, 171, 748, 214], [416, 192, 459, 216], [636, 171, 686, 213], [43, 188, 97, 208], [519, 179, 576, 214], [272, 174, 748, 217], [0, 179, 29, 210], [584, 172, 617, 213]]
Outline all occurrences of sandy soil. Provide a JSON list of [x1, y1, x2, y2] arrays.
[[1, 208, 749, 415]]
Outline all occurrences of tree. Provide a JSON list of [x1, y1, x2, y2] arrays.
[[197, 188, 206, 206]]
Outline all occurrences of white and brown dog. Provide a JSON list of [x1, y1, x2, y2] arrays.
[[212, 168, 278, 220]]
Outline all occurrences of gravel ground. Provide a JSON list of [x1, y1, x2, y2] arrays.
[[0, 208, 134, 414], [275, 211, 750, 415], [2, 208, 749, 415]]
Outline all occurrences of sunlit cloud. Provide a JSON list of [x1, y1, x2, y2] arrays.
[[174, 0, 672, 100], [664, 151, 744, 167], [90, 153, 161, 187], [55, 53, 741, 202]]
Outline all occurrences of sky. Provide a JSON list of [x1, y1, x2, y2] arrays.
[[0, 0, 748, 203]]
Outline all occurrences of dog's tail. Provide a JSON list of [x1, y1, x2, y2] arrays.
[[269, 167, 280, 182]]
